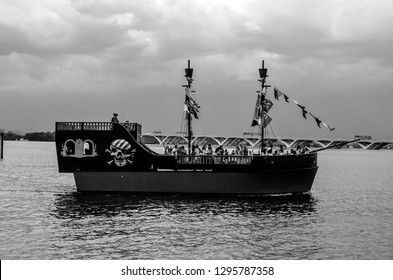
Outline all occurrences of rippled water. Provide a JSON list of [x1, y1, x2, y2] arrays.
[[1, 142, 392, 259]]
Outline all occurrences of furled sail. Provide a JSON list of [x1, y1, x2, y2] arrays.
[[251, 89, 273, 127], [183, 88, 200, 119], [251, 92, 262, 126]]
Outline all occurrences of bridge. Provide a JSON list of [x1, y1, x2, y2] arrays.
[[142, 133, 393, 151], [276, 138, 393, 150]]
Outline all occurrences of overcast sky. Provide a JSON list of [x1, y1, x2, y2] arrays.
[[1, 0, 392, 140]]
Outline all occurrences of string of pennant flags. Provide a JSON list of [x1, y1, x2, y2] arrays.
[[274, 88, 335, 131], [182, 83, 334, 131]]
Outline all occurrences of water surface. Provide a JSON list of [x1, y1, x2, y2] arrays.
[[1, 142, 392, 259]]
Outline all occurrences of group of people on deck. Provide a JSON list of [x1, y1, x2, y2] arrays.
[[263, 144, 312, 155], [164, 143, 251, 156], [164, 144, 222, 156], [164, 143, 312, 157], [164, 145, 187, 156]]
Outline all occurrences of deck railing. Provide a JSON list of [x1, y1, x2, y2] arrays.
[[176, 155, 252, 165], [56, 122, 139, 131], [83, 122, 114, 131], [56, 122, 114, 131]]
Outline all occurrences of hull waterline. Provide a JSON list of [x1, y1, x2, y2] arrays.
[[74, 166, 318, 194]]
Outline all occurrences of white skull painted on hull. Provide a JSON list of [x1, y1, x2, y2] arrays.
[[107, 139, 135, 167]]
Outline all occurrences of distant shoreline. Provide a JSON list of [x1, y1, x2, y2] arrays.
[[2, 131, 55, 142]]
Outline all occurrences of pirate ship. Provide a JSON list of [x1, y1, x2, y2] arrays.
[[55, 60, 319, 194]]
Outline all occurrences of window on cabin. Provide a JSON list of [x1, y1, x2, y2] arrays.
[[83, 141, 93, 155], [65, 141, 75, 155]]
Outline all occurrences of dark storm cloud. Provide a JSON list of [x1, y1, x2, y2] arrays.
[[0, 0, 392, 139]]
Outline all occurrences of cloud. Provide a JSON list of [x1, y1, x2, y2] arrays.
[[2, 0, 393, 62], [0, 0, 392, 138]]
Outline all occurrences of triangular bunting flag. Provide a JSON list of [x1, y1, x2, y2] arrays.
[[274, 88, 284, 100], [301, 108, 308, 119], [262, 114, 272, 128], [322, 121, 335, 131], [262, 98, 273, 113], [314, 117, 321, 128]]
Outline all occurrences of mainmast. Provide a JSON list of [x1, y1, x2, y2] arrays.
[[258, 60, 270, 153], [184, 60, 194, 155]]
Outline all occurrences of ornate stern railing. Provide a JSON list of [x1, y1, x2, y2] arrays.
[[56, 122, 142, 143], [56, 122, 114, 131]]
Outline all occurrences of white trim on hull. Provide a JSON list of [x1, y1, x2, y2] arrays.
[[74, 167, 318, 194]]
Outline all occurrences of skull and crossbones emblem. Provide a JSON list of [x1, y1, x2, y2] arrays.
[[106, 139, 136, 167]]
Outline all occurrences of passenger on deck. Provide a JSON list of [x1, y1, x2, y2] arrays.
[[230, 150, 236, 163], [242, 144, 248, 156], [180, 146, 187, 155], [191, 145, 201, 163], [111, 113, 119, 123], [194, 145, 201, 155], [215, 145, 224, 155], [221, 149, 228, 164], [173, 145, 178, 155], [207, 144, 213, 155], [214, 145, 224, 163], [267, 144, 273, 155]]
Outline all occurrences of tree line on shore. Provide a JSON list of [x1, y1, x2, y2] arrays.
[[2, 131, 55, 141]]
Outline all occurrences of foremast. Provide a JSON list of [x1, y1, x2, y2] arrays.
[[258, 60, 270, 153], [183, 60, 199, 155]]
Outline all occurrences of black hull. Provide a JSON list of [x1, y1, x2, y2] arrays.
[[74, 167, 318, 194], [56, 122, 319, 194]]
